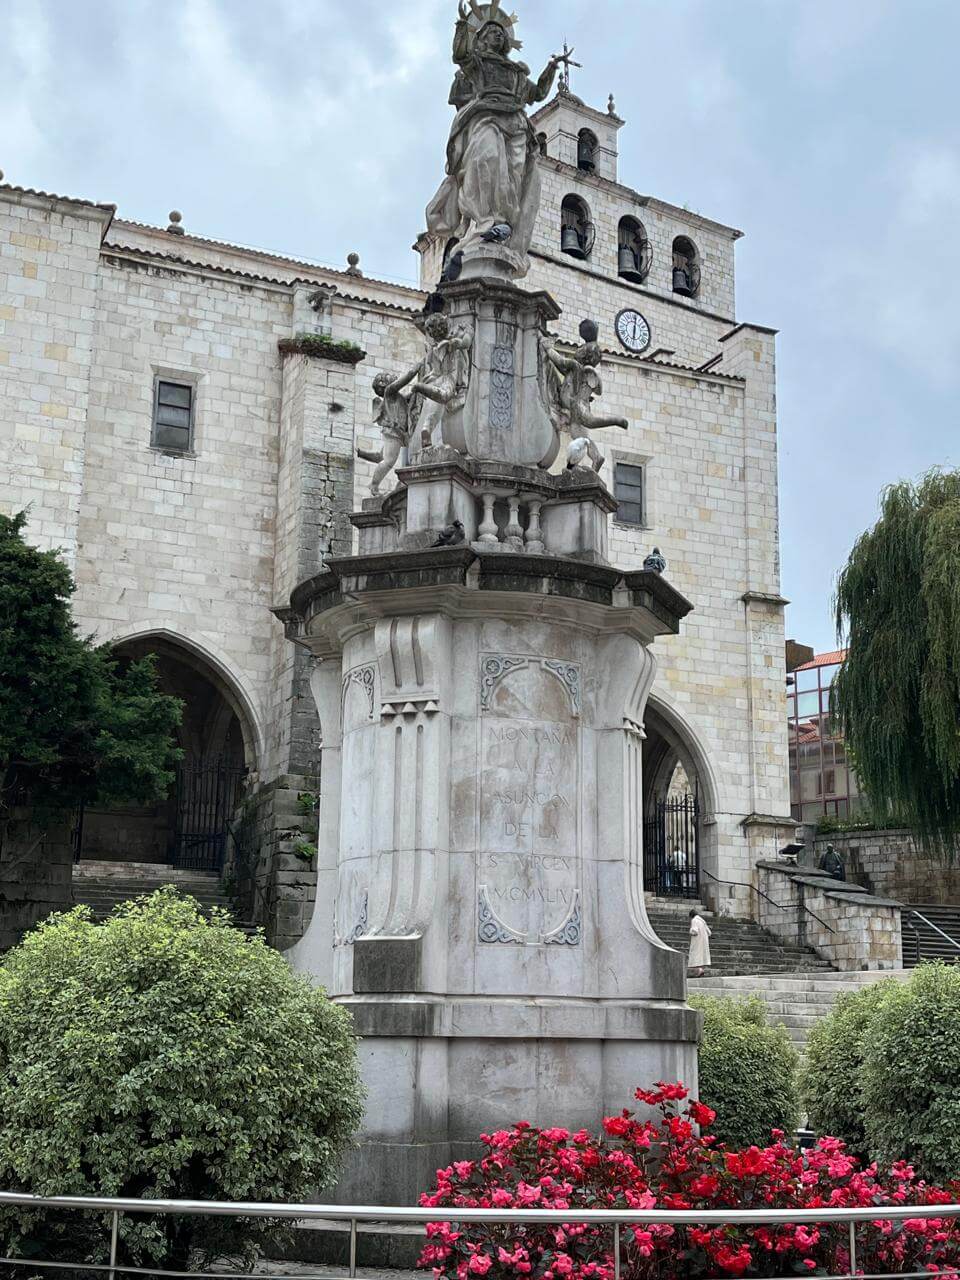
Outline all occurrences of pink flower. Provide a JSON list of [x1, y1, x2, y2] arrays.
[[467, 1253, 492, 1275], [632, 1229, 655, 1258]]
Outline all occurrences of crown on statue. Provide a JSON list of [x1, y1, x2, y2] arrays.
[[467, 0, 522, 51]]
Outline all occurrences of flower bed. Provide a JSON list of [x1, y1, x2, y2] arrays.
[[419, 1084, 960, 1280]]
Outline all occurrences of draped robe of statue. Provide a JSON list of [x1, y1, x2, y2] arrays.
[[426, 18, 558, 268]]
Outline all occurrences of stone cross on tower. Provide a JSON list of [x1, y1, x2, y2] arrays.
[[557, 40, 582, 94]]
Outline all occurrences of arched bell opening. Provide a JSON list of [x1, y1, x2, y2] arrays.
[[560, 194, 595, 261], [672, 235, 701, 298], [76, 636, 255, 873], [577, 128, 598, 173], [618, 215, 651, 283], [641, 697, 718, 902]]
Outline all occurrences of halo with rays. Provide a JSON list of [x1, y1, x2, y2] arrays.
[[467, 0, 522, 51]]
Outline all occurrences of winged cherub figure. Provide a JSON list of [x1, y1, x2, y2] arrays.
[[540, 321, 629, 471], [426, 0, 566, 272]]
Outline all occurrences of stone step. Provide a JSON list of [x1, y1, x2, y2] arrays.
[[688, 969, 914, 1049]]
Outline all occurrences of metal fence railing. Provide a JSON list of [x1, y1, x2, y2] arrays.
[[1, 1192, 960, 1280]]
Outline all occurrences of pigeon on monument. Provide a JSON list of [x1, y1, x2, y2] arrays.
[[481, 222, 513, 244], [432, 520, 466, 548], [566, 437, 603, 472], [644, 547, 667, 574]]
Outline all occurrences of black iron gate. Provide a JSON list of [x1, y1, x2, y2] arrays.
[[171, 762, 245, 872], [643, 794, 701, 899]]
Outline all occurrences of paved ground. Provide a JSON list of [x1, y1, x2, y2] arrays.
[[209, 1267, 420, 1279]]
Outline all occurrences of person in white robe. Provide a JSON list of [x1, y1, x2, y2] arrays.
[[688, 909, 712, 977]]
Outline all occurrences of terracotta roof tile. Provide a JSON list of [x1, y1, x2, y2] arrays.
[[795, 649, 847, 671]]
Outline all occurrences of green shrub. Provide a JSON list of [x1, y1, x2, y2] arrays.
[[0, 889, 364, 1271], [689, 994, 800, 1147], [800, 979, 895, 1156], [862, 964, 960, 1183]]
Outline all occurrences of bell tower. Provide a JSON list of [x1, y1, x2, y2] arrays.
[[531, 86, 624, 183]]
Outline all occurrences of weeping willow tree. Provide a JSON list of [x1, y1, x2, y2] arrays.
[[834, 471, 960, 850]]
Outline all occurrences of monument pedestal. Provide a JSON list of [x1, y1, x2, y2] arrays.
[[283, 547, 699, 1205]]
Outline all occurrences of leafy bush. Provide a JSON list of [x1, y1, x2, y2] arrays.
[[419, 1083, 960, 1280], [862, 963, 960, 1183], [801, 979, 895, 1157], [0, 890, 364, 1271], [689, 995, 800, 1148]]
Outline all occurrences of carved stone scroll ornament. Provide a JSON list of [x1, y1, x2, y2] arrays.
[[543, 894, 582, 946], [478, 887, 524, 945], [543, 660, 581, 717], [342, 665, 377, 721], [347, 892, 369, 944], [479, 655, 528, 710]]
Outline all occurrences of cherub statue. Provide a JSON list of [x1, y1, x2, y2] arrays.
[[540, 320, 628, 470], [413, 312, 474, 450], [357, 369, 419, 496], [425, 1, 568, 272]]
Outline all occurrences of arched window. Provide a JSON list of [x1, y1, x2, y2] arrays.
[[618, 216, 651, 283], [536, 131, 548, 157], [577, 129, 598, 173], [560, 195, 595, 261], [672, 236, 701, 297]]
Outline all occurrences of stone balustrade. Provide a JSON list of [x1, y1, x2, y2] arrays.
[[755, 860, 903, 972]]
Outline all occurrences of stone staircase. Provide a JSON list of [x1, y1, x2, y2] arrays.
[[901, 904, 960, 967], [688, 969, 913, 1051], [646, 900, 835, 977], [72, 861, 250, 929]]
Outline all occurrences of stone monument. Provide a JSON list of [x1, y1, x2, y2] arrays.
[[281, 0, 700, 1205]]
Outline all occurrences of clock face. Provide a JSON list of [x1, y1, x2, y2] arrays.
[[615, 309, 651, 354]]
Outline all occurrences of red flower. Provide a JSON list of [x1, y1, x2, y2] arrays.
[[689, 1101, 717, 1129]]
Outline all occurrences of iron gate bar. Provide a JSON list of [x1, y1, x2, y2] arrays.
[[172, 761, 245, 873], [644, 793, 700, 899]]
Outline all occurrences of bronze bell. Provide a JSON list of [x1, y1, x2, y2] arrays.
[[577, 138, 596, 172], [673, 266, 691, 294], [562, 226, 585, 258], [619, 245, 639, 277]]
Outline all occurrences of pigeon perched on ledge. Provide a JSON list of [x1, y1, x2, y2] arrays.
[[433, 521, 466, 548], [481, 222, 513, 243], [643, 547, 667, 574]]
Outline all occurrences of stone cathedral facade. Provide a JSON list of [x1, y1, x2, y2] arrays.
[[0, 82, 792, 947]]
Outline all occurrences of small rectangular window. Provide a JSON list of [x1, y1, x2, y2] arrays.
[[152, 379, 195, 453], [614, 462, 645, 525]]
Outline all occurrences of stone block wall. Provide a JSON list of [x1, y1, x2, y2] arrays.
[[814, 830, 960, 906], [231, 774, 319, 951], [0, 189, 112, 565], [0, 812, 75, 952], [757, 861, 903, 971]]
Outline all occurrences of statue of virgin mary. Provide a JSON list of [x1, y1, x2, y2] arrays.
[[426, 0, 562, 276]]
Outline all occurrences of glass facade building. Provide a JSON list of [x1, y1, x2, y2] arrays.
[[787, 651, 865, 824]]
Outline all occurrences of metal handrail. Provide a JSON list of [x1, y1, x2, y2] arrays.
[[908, 908, 960, 954], [2, 1192, 960, 1280], [701, 868, 837, 935]]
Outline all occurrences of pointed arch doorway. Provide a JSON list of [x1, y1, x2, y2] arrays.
[[76, 636, 253, 872], [641, 697, 718, 901]]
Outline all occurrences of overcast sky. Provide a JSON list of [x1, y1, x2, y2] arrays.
[[3, 0, 958, 652]]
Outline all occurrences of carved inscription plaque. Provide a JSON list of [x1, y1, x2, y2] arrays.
[[478, 656, 581, 944]]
